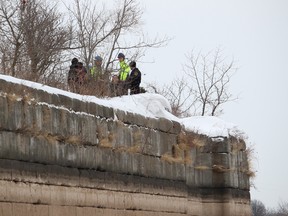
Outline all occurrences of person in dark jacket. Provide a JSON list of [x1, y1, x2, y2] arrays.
[[127, 61, 141, 94], [68, 58, 79, 92]]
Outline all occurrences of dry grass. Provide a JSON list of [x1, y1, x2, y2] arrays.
[[212, 164, 229, 173], [194, 165, 210, 170], [65, 135, 82, 145], [42, 106, 51, 125], [108, 132, 114, 142], [132, 131, 142, 146], [231, 137, 246, 154], [99, 138, 113, 148], [161, 153, 184, 164], [6, 93, 22, 102], [184, 157, 193, 165], [127, 145, 141, 153], [172, 144, 183, 158], [243, 145, 256, 178], [178, 131, 206, 149], [22, 93, 35, 105]]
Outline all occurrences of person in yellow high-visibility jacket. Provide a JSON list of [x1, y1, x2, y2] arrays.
[[118, 53, 130, 81], [117, 53, 130, 95]]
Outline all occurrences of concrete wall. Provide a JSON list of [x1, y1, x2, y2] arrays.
[[0, 78, 252, 216]]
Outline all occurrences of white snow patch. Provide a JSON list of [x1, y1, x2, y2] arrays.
[[0, 74, 247, 139]]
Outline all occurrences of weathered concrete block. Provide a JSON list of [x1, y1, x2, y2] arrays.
[[63, 143, 78, 167], [0, 132, 16, 160], [122, 111, 136, 125], [41, 105, 53, 135], [106, 119, 118, 146], [193, 152, 212, 167], [71, 98, 86, 113], [58, 109, 69, 137], [201, 137, 231, 153], [58, 94, 73, 110], [0, 96, 8, 129], [66, 112, 80, 137], [168, 120, 182, 134], [128, 153, 142, 176], [51, 107, 61, 135], [139, 130, 176, 157], [211, 170, 231, 188], [174, 163, 186, 181], [212, 153, 230, 169], [159, 132, 177, 156], [94, 146, 104, 171], [15, 133, 30, 162], [22, 101, 35, 131], [143, 156, 162, 178], [114, 109, 126, 123], [7, 98, 23, 131], [185, 165, 195, 186], [194, 168, 213, 187], [238, 151, 249, 169], [229, 169, 240, 188], [50, 93, 63, 107], [95, 104, 105, 118], [130, 114, 148, 128], [102, 106, 114, 119], [112, 151, 129, 174], [0, 132, 32, 162], [34, 88, 52, 104], [230, 137, 246, 152], [80, 115, 98, 145], [0, 79, 10, 92], [29, 136, 53, 164], [34, 104, 43, 132], [110, 121, 132, 149], [157, 117, 174, 132], [145, 117, 159, 130], [238, 171, 250, 190]]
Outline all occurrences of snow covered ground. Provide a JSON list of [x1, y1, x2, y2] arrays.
[[0, 74, 246, 140]]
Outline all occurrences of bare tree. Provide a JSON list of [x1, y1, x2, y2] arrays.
[[0, 0, 71, 84], [0, 0, 24, 76], [67, 0, 113, 67], [67, 0, 169, 73], [1, 0, 168, 94], [251, 200, 267, 216], [152, 77, 196, 117], [184, 48, 237, 116], [260, 200, 288, 216], [278, 201, 288, 216], [21, 0, 71, 82], [150, 48, 237, 117]]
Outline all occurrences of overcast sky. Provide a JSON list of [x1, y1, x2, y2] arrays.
[[137, 0, 288, 209], [59, 0, 288, 209]]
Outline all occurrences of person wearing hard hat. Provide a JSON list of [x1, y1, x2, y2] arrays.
[[90, 55, 103, 81], [116, 53, 130, 95]]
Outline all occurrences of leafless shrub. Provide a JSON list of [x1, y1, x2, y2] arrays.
[[67, 0, 169, 74], [149, 48, 238, 117], [0, 0, 71, 83], [245, 145, 256, 178]]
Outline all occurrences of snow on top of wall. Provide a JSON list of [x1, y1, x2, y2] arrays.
[[0, 74, 246, 139]]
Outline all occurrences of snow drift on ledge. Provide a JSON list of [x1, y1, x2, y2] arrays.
[[0, 74, 247, 140]]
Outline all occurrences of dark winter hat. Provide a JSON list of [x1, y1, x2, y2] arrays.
[[95, 55, 103, 61], [71, 57, 78, 65], [117, 53, 125, 59], [129, 61, 136, 68]]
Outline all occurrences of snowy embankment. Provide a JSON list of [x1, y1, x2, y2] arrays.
[[0, 74, 246, 140]]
